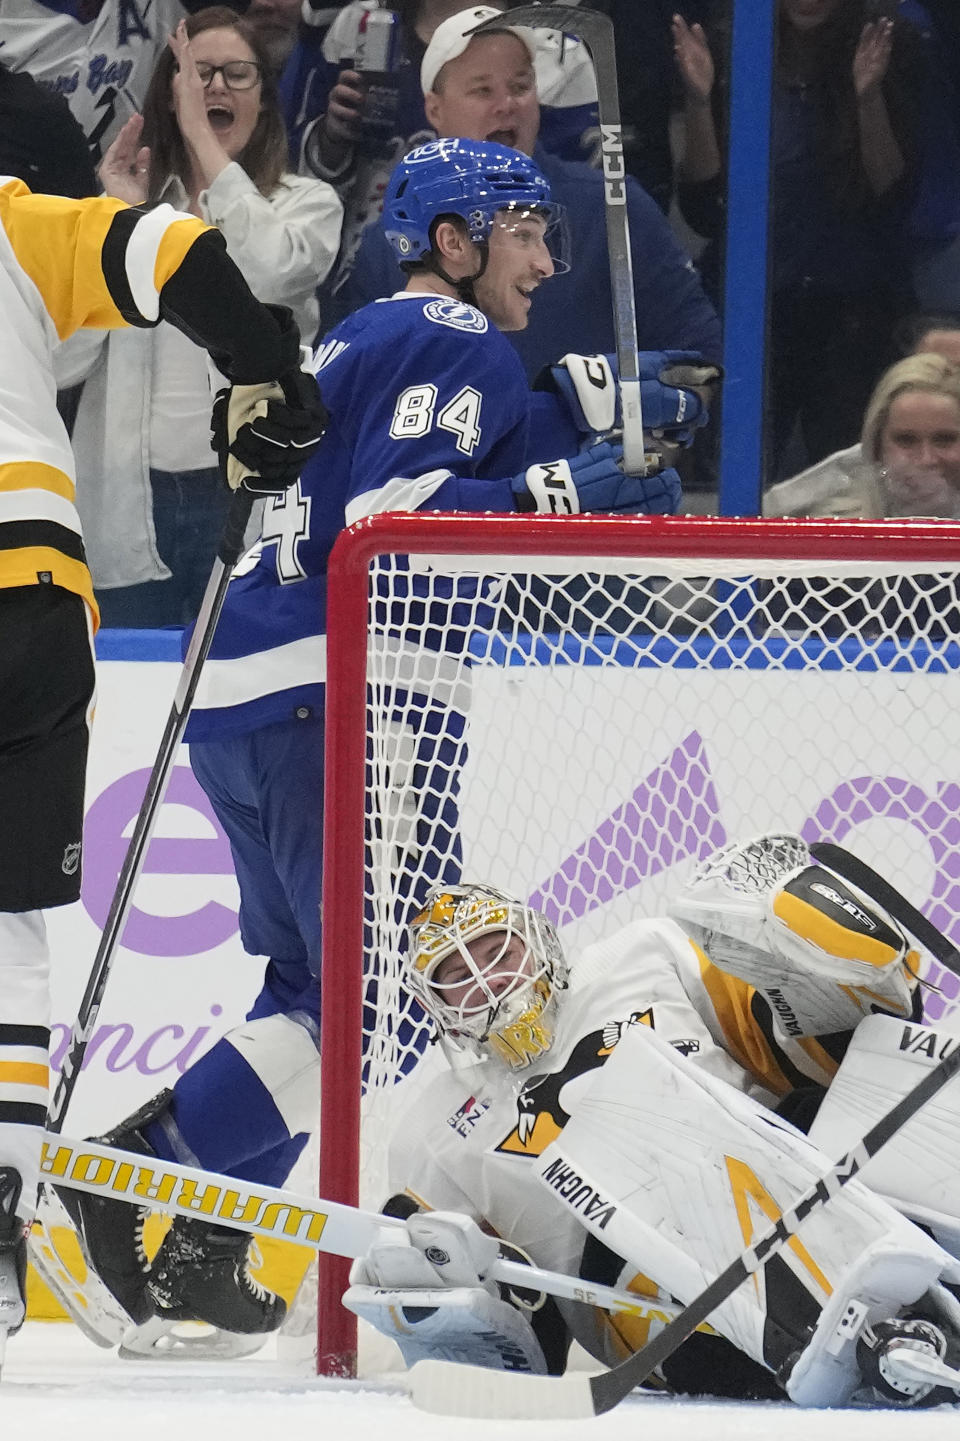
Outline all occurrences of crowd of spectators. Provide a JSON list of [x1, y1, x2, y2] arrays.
[[3, 0, 960, 623]]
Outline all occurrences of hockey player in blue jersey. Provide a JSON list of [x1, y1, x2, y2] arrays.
[[67, 137, 717, 1348]]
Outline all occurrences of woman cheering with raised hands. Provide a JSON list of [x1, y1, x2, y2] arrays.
[[62, 9, 343, 627]]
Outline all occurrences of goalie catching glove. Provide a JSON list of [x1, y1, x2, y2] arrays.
[[513, 441, 681, 516], [538, 350, 721, 444], [669, 834, 919, 1039], [210, 305, 328, 495], [343, 1210, 548, 1375]]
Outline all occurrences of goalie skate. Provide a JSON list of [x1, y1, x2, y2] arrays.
[[857, 1314, 960, 1407]]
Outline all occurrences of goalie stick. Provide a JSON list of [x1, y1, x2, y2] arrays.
[[470, 5, 648, 476], [39, 1132, 713, 1336], [809, 840, 960, 980], [410, 1014, 960, 1418]]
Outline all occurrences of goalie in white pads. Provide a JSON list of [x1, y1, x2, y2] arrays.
[[345, 838, 960, 1407]]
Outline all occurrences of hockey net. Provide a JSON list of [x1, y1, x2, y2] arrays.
[[317, 512, 960, 1374]]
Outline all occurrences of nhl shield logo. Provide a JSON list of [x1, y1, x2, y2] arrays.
[[61, 841, 81, 876]]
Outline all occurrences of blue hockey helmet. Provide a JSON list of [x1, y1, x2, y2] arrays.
[[383, 137, 557, 264]]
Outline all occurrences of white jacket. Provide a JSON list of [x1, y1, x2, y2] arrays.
[[762, 443, 882, 519], [58, 164, 343, 589]]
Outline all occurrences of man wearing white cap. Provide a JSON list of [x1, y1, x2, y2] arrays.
[[284, 0, 598, 292], [326, 5, 722, 383]]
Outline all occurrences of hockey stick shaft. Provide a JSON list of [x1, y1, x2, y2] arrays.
[[471, 6, 646, 474], [809, 840, 960, 978], [41, 1132, 708, 1330], [46, 488, 254, 1133]]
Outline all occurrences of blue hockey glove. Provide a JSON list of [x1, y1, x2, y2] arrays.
[[512, 441, 682, 516], [539, 350, 720, 443]]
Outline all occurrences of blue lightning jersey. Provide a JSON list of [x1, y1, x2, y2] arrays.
[[187, 292, 550, 741]]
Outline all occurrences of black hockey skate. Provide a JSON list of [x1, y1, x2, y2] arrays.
[[57, 1090, 172, 1326], [857, 1314, 960, 1408], [147, 1215, 287, 1335], [0, 1168, 27, 1366]]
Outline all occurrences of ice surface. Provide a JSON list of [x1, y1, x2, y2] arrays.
[[3, 1323, 959, 1441]]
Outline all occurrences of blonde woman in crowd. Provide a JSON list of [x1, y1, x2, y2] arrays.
[[766, 353, 960, 520], [58, 7, 343, 626]]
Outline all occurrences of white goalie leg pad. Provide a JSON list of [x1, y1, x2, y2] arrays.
[[809, 1013, 960, 1262], [224, 1013, 320, 1136], [668, 834, 917, 1038], [535, 1023, 954, 1404]]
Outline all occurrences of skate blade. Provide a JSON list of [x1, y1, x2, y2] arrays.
[[119, 1315, 268, 1360], [28, 1190, 128, 1348]]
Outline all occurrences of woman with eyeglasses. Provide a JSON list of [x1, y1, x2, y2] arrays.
[[57, 7, 343, 628]]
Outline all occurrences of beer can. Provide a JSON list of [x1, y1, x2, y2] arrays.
[[355, 6, 401, 75]]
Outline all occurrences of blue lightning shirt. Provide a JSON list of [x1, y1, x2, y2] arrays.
[[187, 291, 572, 740]]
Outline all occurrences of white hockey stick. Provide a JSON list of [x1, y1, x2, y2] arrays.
[[471, 5, 648, 475], [41, 1133, 709, 1335]]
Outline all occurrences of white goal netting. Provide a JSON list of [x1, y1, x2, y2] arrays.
[[317, 513, 960, 1373]]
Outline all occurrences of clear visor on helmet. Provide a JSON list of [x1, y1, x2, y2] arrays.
[[407, 886, 568, 1068], [480, 201, 570, 275]]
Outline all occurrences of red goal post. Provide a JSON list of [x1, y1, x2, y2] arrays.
[[318, 512, 960, 1376]]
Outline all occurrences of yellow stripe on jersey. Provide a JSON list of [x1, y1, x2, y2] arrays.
[[0, 461, 76, 503], [152, 215, 214, 306], [693, 943, 795, 1097], [1, 547, 97, 616], [0, 1061, 48, 1087], [772, 890, 901, 968]]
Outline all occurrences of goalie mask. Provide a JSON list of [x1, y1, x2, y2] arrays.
[[668, 834, 919, 1039], [406, 883, 568, 1069]]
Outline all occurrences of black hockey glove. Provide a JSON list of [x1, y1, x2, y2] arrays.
[[212, 363, 328, 495]]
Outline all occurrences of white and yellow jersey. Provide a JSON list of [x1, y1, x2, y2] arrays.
[[387, 916, 845, 1366], [0, 178, 210, 617]]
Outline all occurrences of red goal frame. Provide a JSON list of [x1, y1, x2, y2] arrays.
[[317, 511, 960, 1376]]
